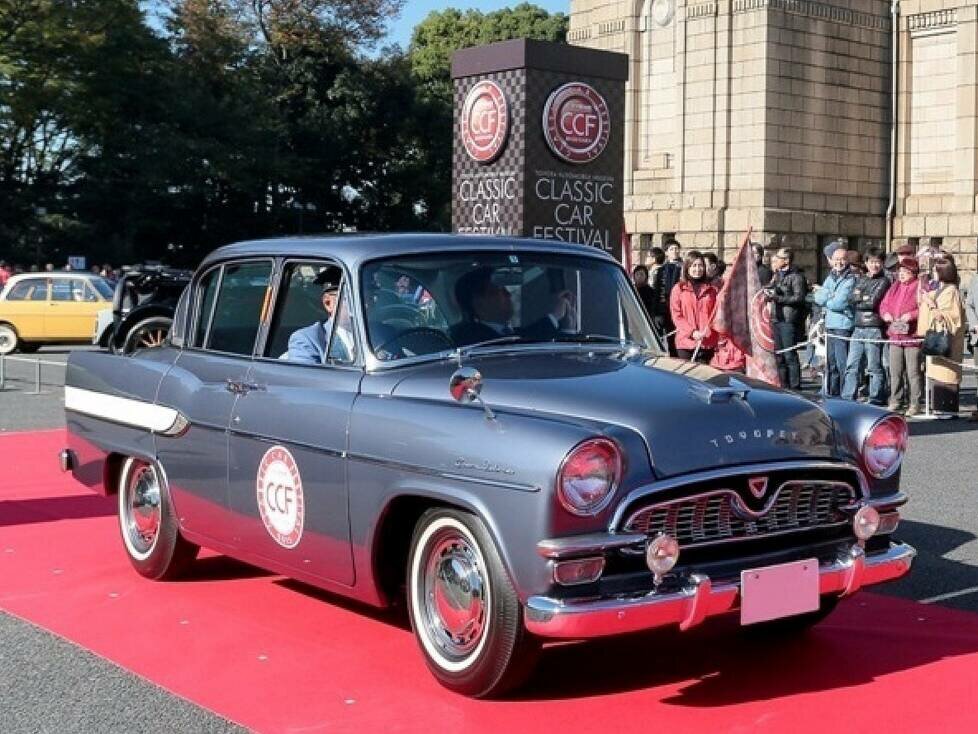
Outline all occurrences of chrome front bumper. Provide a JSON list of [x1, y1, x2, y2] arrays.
[[524, 542, 915, 639]]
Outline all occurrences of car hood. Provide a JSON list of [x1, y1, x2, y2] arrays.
[[388, 351, 838, 478]]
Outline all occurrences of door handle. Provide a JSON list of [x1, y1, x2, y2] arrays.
[[225, 379, 265, 395]]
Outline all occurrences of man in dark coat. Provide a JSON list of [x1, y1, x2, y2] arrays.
[[754, 243, 773, 286], [651, 238, 682, 355], [765, 247, 808, 390], [450, 266, 574, 346], [841, 247, 891, 404]]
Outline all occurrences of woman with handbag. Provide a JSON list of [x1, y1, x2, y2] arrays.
[[880, 256, 923, 415], [918, 259, 967, 416]]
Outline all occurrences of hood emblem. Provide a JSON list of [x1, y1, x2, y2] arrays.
[[748, 476, 769, 499]]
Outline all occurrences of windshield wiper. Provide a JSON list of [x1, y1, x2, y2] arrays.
[[552, 333, 632, 345], [458, 334, 528, 351]]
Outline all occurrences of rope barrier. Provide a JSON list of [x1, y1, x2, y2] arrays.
[[0, 353, 66, 393]]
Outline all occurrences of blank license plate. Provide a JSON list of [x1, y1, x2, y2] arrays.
[[740, 558, 820, 625]]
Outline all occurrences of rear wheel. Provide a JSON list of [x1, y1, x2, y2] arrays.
[[407, 508, 539, 698], [122, 317, 172, 354], [118, 457, 198, 579], [0, 324, 18, 355]]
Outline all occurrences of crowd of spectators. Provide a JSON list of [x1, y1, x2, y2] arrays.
[[632, 237, 977, 420], [0, 260, 120, 287]]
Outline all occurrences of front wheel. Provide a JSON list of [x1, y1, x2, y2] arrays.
[[0, 324, 18, 355], [407, 508, 538, 698], [118, 457, 198, 579]]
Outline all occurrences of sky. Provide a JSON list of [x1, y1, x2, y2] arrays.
[[384, 1, 570, 49]]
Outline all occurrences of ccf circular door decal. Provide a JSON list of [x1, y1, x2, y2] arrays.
[[257, 446, 304, 548]]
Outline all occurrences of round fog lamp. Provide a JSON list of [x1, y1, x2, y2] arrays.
[[853, 505, 881, 541], [646, 534, 680, 579]]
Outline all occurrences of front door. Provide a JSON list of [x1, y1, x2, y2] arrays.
[[0, 277, 48, 340], [156, 260, 273, 545], [226, 261, 359, 586], [45, 278, 105, 339]]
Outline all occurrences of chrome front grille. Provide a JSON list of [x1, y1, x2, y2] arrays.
[[623, 481, 856, 549]]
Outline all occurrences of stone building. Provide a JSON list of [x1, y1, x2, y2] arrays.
[[568, 0, 978, 281]]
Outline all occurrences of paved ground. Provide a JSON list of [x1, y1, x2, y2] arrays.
[[0, 345, 976, 731]]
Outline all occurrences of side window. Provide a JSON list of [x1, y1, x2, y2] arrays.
[[51, 279, 87, 302], [265, 262, 352, 365], [326, 286, 357, 365], [193, 268, 221, 347], [206, 262, 273, 355], [6, 279, 47, 301]]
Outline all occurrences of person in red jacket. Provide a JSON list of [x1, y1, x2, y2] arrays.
[[670, 251, 719, 363]]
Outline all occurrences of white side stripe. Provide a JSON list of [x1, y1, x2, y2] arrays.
[[65, 386, 184, 434]]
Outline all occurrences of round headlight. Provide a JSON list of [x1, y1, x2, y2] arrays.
[[556, 438, 622, 516], [646, 534, 680, 578], [862, 415, 908, 478], [853, 505, 881, 541]]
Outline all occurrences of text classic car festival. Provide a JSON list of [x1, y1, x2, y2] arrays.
[[2, 3, 978, 734]]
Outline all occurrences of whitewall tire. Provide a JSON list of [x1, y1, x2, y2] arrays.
[[118, 457, 198, 579], [407, 508, 538, 697]]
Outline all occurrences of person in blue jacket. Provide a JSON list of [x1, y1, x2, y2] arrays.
[[812, 240, 856, 396]]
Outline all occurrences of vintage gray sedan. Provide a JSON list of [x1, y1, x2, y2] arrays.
[[62, 234, 914, 697]]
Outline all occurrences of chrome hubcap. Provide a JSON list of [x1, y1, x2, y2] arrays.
[[0, 328, 14, 353], [422, 530, 487, 660], [125, 462, 161, 554]]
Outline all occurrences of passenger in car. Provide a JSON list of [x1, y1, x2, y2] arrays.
[[450, 266, 575, 346], [287, 268, 354, 364]]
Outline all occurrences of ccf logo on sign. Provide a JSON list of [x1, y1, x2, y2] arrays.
[[256, 445, 304, 548], [542, 82, 611, 164], [460, 80, 509, 163]]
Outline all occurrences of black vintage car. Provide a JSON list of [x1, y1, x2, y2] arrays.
[[93, 267, 192, 354]]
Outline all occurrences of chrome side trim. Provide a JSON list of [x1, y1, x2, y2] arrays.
[[347, 452, 541, 493], [524, 542, 916, 639], [609, 460, 870, 531], [537, 532, 647, 559], [64, 386, 188, 436]]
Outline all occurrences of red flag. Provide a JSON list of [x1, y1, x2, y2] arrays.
[[714, 229, 780, 386]]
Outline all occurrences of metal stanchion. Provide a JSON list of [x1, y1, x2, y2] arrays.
[[27, 359, 42, 395], [0, 353, 5, 390]]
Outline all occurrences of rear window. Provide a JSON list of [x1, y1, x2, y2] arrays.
[[203, 262, 273, 356]]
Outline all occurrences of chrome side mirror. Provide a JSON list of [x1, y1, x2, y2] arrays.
[[449, 367, 495, 420], [450, 367, 482, 403]]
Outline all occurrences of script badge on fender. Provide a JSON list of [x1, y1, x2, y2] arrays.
[[256, 445, 304, 548]]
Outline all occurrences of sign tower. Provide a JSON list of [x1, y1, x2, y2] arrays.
[[451, 39, 628, 259]]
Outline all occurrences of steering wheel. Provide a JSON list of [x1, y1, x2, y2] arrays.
[[371, 303, 422, 326], [373, 327, 453, 360]]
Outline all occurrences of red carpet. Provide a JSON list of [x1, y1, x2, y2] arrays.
[[2, 430, 978, 732]]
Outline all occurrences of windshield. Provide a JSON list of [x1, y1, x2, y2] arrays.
[[361, 251, 661, 362], [90, 277, 114, 299]]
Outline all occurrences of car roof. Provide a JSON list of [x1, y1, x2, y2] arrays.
[[198, 233, 618, 273], [6, 272, 103, 282]]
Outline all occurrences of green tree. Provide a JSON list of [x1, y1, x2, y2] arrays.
[[405, 4, 569, 228], [409, 3, 568, 92]]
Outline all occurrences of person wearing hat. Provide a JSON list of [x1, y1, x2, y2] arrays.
[[879, 256, 923, 415], [764, 247, 808, 390], [287, 266, 355, 365], [812, 240, 856, 396]]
